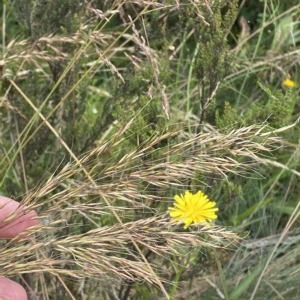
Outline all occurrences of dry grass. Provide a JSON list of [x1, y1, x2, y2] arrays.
[[1, 118, 297, 299]]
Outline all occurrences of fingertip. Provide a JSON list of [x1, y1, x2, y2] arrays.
[[0, 277, 27, 300], [0, 210, 38, 239], [0, 196, 39, 239]]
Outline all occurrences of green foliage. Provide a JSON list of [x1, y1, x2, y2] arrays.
[[9, 0, 82, 37], [181, 0, 239, 121], [217, 181, 243, 220], [0, 2, 120, 194], [216, 82, 295, 129], [113, 60, 168, 150], [216, 101, 244, 128], [255, 82, 294, 127]]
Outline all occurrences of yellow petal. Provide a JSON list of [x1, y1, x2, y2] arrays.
[[174, 194, 185, 206], [169, 210, 184, 218], [184, 217, 193, 229]]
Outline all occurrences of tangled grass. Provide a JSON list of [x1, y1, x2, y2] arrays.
[[1, 119, 297, 299]]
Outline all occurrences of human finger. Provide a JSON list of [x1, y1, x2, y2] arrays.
[[0, 277, 27, 300], [0, 196, 38, 239]]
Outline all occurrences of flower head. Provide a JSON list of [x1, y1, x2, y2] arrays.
[[283, 78, 296, 88], [168, 190, 218, 229]]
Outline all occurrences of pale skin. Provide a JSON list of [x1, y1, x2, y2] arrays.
[[0, 196, 38, 300]]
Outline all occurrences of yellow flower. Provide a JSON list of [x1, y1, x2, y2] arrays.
[[168, 190, 218, 229], [283, 78, 296, 88]]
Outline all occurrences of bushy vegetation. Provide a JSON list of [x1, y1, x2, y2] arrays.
[[1, 0, 300, 299]]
